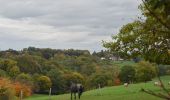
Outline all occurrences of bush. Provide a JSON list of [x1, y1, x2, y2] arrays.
[[135, 61, 157, 82]]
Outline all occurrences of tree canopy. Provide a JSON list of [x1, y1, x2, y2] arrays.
[[103, 0, 170, 65]]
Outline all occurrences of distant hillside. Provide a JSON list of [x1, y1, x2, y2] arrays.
[[0, 47, 125, 95]]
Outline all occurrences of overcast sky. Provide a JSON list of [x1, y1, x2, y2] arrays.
[[0, 0, 141, 52]]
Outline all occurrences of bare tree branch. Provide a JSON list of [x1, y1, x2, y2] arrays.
[[157, 76, 170, 95], [141, 88, 170, 100]]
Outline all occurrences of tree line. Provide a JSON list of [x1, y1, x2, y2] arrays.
[[0, 47, 169, 99]]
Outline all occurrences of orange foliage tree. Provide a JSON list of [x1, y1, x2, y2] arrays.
[[0, 77, 32, 99], [0, 78, 15, 100], [13, 82, 32, 98]]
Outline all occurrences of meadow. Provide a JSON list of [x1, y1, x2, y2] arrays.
[[25, 76, 170, 100]]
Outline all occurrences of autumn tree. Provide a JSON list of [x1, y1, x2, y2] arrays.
[[13, 82, 32, 98], [0, 78, 15, 100]]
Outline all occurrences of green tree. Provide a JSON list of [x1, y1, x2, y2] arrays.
[[0, 59, 17, 72], [8, 66, 20, 78], [103, 20, 170, 64], [15, 55, 42, 74], [80, 63, 96, 76], [47, 69, 65, 94], [15, 73, 33, 86], [141, 0, 170, 30], [0, 59, 20, 78], [63, 72, 85, 91], [89, 73, 111, 88], [0, 69, 8, 77], [103, 0, 170, 98], [37, 76, 52, 92], [119, 65, 136, 83], [32, 73, 42, 92], [139, 1, 170, 98]]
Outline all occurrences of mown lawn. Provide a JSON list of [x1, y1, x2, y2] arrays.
[[25, 76, 170, 100]]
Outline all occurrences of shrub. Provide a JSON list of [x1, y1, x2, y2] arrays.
[[135, 61, 157, 82]]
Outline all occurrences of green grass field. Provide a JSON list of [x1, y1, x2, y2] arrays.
[[25, 76, 170, 100], [111, 61, 136, 67]]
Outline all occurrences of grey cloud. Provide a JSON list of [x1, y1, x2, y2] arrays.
[[0, 0, 141, 52]]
